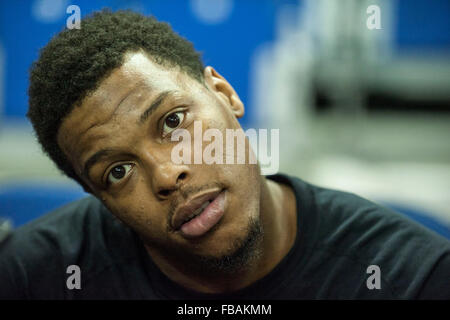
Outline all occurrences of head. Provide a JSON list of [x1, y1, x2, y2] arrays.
[[28, 10, 263, 274]]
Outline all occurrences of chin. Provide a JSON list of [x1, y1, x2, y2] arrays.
[[180, 215, 264, 275]]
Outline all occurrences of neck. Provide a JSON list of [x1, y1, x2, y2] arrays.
[[143, 175, 297, 294]]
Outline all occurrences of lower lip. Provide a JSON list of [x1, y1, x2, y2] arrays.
[[180, 191, 226, 238]]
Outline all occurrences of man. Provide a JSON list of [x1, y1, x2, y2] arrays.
[[0, 10, 449, 299]]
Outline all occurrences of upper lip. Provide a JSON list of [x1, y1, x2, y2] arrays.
[[171, 188, 223, 230]]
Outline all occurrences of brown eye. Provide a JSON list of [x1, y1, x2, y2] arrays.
[[107, 164, 132, 184], [163, 111, 185, 135], [111, 166, 125, 179], [166, 113, 181, 128]]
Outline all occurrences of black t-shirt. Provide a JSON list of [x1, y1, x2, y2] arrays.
[[1, 174, 449, 299]]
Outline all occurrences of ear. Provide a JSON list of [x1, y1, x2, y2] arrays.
[[203, 66, 244, 118]]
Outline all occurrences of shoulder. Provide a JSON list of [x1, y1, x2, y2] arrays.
[[0, 196, 109, 256], [275, 174, 450, 299], [0, 196, 132, 299], [307, 181, 450, 253], [310, 180, 450, 298]]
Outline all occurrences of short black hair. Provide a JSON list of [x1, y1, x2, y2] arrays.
[[27, 9, 204, 192]]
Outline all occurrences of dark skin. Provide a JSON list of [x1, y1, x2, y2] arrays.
[[57, 51, 297, 294]]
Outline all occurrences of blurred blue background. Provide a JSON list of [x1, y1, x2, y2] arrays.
[[0, 0, 296, 124], [0, 0, 449, 239]]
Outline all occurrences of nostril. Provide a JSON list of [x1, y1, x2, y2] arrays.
[[178, 172, 187, 182], [157, 172, 187, 199], [158, 189, 172, 197]]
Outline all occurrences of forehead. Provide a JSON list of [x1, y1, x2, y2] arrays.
[[57, 51, 200, 173], [80, 51, 189, 109]]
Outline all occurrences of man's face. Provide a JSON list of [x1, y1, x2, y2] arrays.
[[58, 52, 261, 268]]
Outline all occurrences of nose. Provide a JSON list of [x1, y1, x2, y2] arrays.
[[152, 162, 190, 200]]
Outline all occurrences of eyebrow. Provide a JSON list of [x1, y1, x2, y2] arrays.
[[139, 90, 172, 124], [82, 149, 115, 181], [81, 90, 173, 180]]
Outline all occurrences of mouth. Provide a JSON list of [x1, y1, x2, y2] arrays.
[[172, 189, 227, 239]]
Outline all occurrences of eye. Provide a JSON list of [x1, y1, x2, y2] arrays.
[[107, 164, 133, 185], [162, 111, 185, 136]]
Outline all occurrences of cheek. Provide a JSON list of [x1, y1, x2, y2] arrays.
[[197, 94, 237, 125], [102, 191, 168, 237], [200, 111, 260, 178], [205, 118, 226, 131]]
